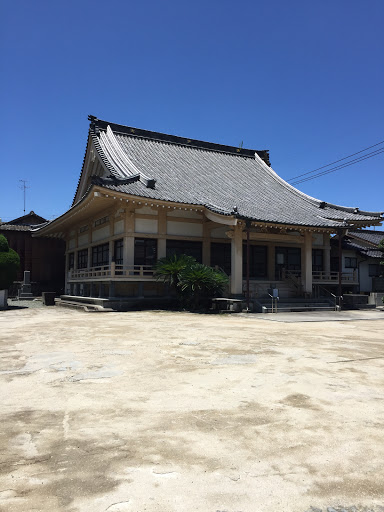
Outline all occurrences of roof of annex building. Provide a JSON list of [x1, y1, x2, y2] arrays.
[[0, 211, 47, 232], [347, 229, 384, 247], [38, 116, 384, 234], [340, 238, 383, 259]]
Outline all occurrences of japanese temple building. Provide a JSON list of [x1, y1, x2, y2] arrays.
[[35, 116, 383, 304]]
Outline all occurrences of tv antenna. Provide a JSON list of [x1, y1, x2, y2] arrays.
[[19, 180, 30, 214]]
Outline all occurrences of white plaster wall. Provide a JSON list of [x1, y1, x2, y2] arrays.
[[68, 238, 76, 250], [313, 234, 323, 246], [167, 221, 203, 237], [114, 220, 124, 235], [92, 225, 110, 242], [359, 261, 372, 292], [135, 218, 158, 234], [78, 233, 89, 246], [135, 206, 158, 215], [210, 226, 229, 239], [167, 209, 202, 219]]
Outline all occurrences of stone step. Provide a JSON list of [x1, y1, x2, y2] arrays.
[[55, 299, 114, 313], [262, 305, 335, 313]]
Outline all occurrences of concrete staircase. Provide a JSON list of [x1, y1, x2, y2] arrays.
[[246, 280, 300, 299]]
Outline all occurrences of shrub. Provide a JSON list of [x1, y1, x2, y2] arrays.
[[0, 235, 20, 290], [154, 253, 229, 310]]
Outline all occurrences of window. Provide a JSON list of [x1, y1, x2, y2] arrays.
[[94, 216, 109, 227], [243, 245, 268, 278], [345, 257, 357, 268], [114, 239, 123, 265], [312, 249, 324, 271], [134, 238, 157, 267], [68, 253, 74, 270], [211, 243, 231, 274], [77, 249, 88, 269], [369, 264, 381, 277], [79, 225, 89, 233], [92, 243, 109, 267], [166, 240, 202, 263]]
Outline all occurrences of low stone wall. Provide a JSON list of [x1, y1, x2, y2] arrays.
[[369, 292, 384, 306]]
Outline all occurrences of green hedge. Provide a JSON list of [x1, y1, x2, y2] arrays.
[[0, 235, 20, 290]]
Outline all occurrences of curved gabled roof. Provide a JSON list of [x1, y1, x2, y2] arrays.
[[79, 116, 382, 229]]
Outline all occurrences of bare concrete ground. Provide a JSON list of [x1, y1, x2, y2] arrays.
[[0, 308, 383, 512]]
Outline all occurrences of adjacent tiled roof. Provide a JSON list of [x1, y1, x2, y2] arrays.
[[7, 211, 47, 226], [348, 229, 384, 247], [340, 238, 383, 259], [68, 116, 382, 229], [0, 223, 32, 232]]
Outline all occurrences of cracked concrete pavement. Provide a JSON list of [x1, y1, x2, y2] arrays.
[[0, 307, 383, 511]]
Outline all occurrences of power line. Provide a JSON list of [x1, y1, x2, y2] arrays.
[[287, 139, 384, 183], [290, 148, 384, 185]]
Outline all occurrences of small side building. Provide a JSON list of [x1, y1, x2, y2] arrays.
[[0, 211, 65, 295], [335, 230, 384, 293]]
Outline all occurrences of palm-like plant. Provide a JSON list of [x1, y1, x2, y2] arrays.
[[154, 253, 196, 291], [154, 253, 228, 310]]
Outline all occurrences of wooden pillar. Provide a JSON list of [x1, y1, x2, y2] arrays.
[[87, 247, 92, 269], [158, 208, 167, 259], [124, 236, 135, 269], [324, 233, 331, 275], [202, 220, 211, 266], [230, 223, 243, 296], [123, 209, 135, 269], [268, 244, 275, 281], [303, 232, 313, 295], [64, 252, 69, 292], [338, 229, 343, 298]]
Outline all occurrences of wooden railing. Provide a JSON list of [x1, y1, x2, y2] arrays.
[[282, 269, 357, 283], [69, 263, 155, 280], [312, 270, 358, 283]]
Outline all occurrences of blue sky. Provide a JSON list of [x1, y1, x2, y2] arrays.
[[1, 0, 383, 224]]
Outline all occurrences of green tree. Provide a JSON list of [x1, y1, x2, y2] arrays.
[[154, 253, 196, 293], [0, 235, 20, 305], [179, 263, 228, 309], [154, 253, 229, 310]]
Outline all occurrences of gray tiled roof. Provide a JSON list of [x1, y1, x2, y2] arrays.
[[79, 117, 384, 229], [0, 223, 32, 232], [348, 230, 384, 246], [341, 238, 383, 259]]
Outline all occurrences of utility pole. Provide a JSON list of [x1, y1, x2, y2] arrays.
[[19, 180, 30, 214]]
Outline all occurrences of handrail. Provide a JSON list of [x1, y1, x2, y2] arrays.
[[268, 293, 279, 313], [315, 285, 341, 311]]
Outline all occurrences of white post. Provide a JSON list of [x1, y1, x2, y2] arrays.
[[230, 224, 243, 295]]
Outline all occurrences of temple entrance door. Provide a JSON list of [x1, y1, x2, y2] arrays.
[[275, 247, 301, 280]]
